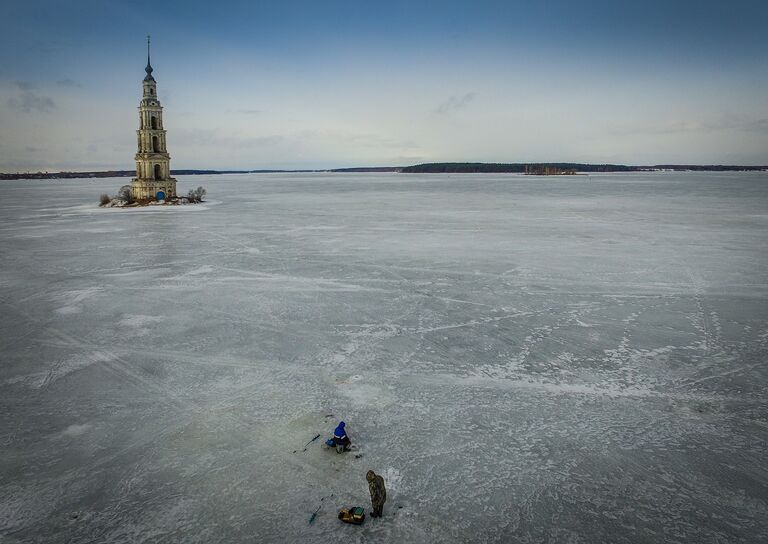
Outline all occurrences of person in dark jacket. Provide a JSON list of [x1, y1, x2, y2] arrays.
[[367, 470, 386, 517], [333, 421, 351, 453]]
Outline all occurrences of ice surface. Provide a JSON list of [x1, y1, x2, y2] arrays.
[[1, 172, 767, 543]]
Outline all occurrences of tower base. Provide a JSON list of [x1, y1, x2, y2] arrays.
[[131, 178, 177, 200]]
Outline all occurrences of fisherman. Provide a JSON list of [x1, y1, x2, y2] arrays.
[[366, 470, 386, 518], [333, 421, 351, 453]]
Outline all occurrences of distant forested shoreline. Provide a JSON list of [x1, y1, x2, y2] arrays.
[[2, 163, 766, 180], [399, 162, 768, 173], [0, 167, 402, 180]]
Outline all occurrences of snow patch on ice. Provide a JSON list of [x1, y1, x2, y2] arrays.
[[336, 374, 363, 384], [61, 423, 92, 437], [340, 382, 394, 407], [118, 314, 164, 335], [3, 351, 119, 389], [187, 265, 214, 276], [54, 305, 81, 315], [119, 314, 163, 327], [381, 467, 403, 493], [51, 287, 102, 315]]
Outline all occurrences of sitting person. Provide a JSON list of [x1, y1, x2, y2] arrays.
[[333, 421, 351, 453]]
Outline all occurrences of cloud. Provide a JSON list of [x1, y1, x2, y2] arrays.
[[14, 81, 36, 91], [7, 81, 56, 113], [433, 92, 476, 115], [296, 129, 418, 150], [229, 109, 261, 115], [610, 114, 768, 136], [245, 135, 284, 146], [382, 154, 427, 165], [743, 118, 768, 133], [174, 128, 283, 148], [56, 78, 82, 88]]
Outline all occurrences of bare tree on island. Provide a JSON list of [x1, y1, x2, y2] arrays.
[[187, 186, 207, 202]]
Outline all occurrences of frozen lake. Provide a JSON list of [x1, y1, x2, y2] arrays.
[[1, 172, 767, 543]]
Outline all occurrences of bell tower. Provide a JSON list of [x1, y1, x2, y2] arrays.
[[131, 36, 177, 200]]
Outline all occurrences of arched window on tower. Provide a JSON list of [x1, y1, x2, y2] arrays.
[[154, 164, 162, 180], [152, 136, 159, 152], [151, 116, 158, 130]]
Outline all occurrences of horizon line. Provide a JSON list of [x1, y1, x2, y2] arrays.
[[3, 161, 768, 179]]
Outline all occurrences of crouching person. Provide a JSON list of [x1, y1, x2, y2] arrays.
[[333, 421, 351, 453]]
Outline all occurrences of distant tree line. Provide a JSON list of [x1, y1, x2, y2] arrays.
[[6, 163, 768, 181], [399, 163, 768, 173], [2, 169, 242, 181], [1, 168, 403, 180]]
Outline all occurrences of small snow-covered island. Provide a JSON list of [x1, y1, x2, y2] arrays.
[[101, 37, 205, 208]]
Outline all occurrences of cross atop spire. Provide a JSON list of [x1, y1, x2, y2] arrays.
[[144, 35, 155, 82]]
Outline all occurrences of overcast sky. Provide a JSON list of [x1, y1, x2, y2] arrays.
[[1, 0, 767, 171]]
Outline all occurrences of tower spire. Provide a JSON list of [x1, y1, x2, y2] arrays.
[[144, 35, 154, 81]]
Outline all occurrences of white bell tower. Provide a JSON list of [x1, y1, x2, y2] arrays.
[[131, 36, 177, 200]]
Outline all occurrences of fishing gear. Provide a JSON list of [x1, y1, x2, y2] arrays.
[[308, 494, 334, 524], [293, 433, 321, 453]]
